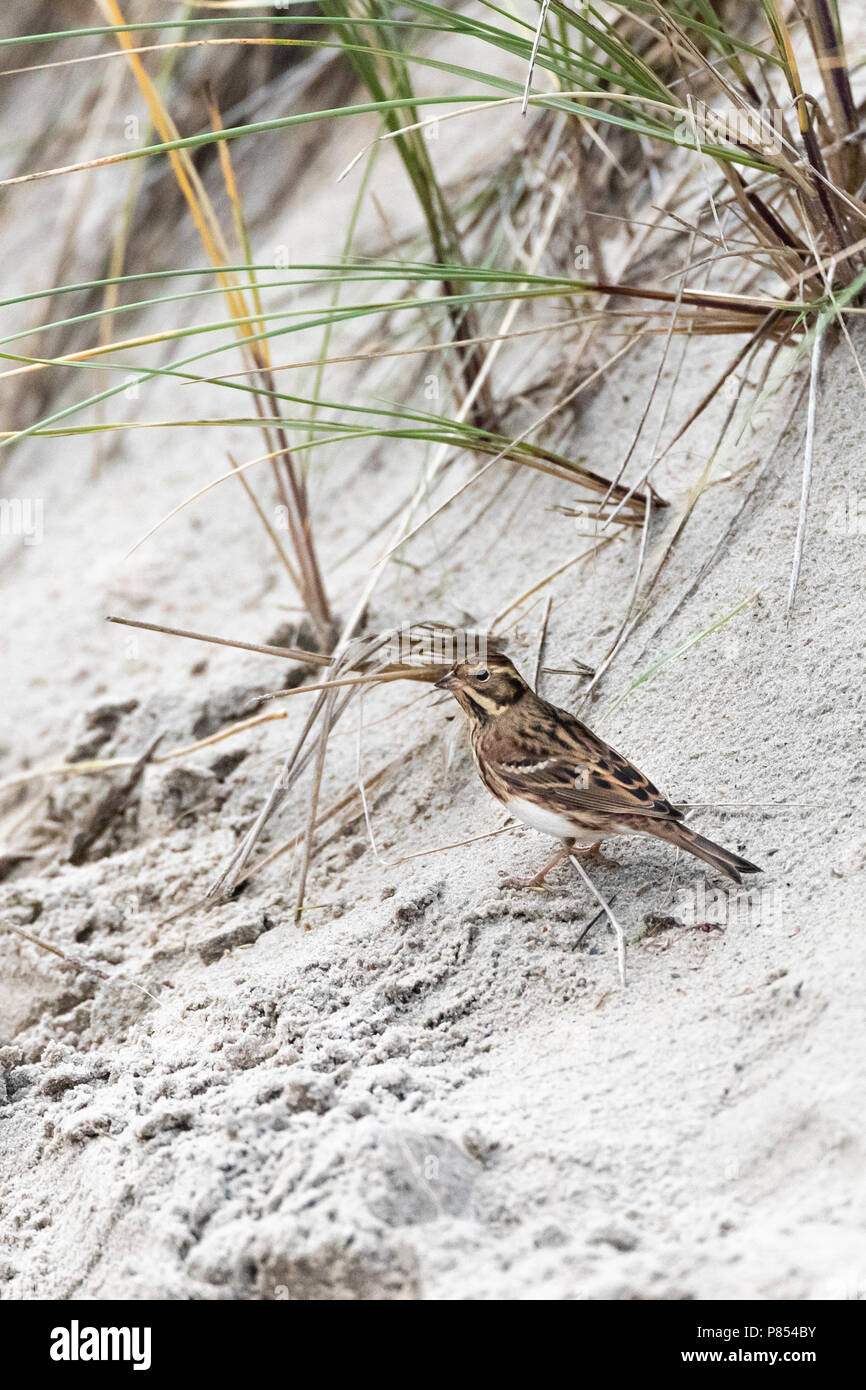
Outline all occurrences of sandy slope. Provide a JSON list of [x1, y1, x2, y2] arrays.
[[1, 17, 865, 1301]]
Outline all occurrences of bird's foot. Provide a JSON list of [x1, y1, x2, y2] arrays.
[[500, 872, 551, 892], [572, 839, 619, 869], [500, 843, 573, 891]]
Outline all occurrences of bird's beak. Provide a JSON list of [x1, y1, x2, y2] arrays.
[[434, 667, 458, 691]]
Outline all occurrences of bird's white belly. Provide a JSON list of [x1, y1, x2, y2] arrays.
[[506, 797, 597, 844]]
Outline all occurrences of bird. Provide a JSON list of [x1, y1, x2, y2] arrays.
[[435, 651, 761, 887]]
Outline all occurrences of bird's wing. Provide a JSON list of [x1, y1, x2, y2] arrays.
[[484, 707, 683, 823]]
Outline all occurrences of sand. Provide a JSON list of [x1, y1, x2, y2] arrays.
[[1, 9, 864, 1300]]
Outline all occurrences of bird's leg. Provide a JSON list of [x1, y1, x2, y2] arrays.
[[572, 838, 619, 869], [502, 841, 574, 891]]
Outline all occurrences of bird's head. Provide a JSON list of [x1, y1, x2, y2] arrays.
[[435, 652, 529, 721]]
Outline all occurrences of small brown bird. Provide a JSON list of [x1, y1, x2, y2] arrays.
[[436, 652, 760, 886]]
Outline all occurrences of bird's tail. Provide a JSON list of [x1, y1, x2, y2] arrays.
[[654, 821, 762, 884]]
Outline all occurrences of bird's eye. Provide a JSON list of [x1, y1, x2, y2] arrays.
[[476, 668, 489, 682]]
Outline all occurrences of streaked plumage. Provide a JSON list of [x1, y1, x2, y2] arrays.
[[435, 652, 760, 885]]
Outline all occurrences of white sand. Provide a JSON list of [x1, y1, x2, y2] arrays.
[[1, 13, 864, 1300]]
